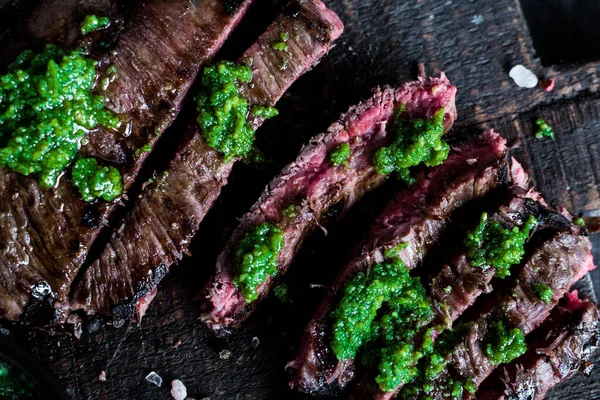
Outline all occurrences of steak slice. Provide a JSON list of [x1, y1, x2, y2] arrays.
[[352, 191, 573, 399], [69, 0, 344, 321], [477, 293, 600, 400], [288, 131, 509, 396], [399, 230, 594, 400], [0, 0, 252, 322], [201, 74, 458, 331]]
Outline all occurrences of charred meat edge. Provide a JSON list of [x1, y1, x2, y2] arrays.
[[354, 190, 574, 399], [0, 0, 252, 322], [401, 229, 594, 400], [288, 130, 509, 396], [477, 293, 600, 400], [201, 74, 458, 330], [69, 0, 344, 322]]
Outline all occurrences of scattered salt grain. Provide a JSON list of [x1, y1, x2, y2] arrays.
[[171, 379, 187, 400], [251, 337, 260, 348], [98, 371, 107, 382], [219, 349, 232, 360], [145, 371, 163, 387], [509, 65, 538, 88], [466, 158, 478, 165]]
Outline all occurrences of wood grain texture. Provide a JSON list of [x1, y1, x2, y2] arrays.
[[1, 0, 600, 399]]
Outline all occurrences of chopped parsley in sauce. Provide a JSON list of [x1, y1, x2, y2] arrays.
[[81, 15, 111, 36], [195, 61, 278, 162], [485, 320, 527, 365], [233, 222, 284, 302], [329, 143, 350, 167], [0, 44, 121, 198], [330, 258, 434, 391], [534, 118, 554, 140], [533, 283, 553, 304], [373, 107, 448, 184], [72, 158, 122, 202], [465, 212, 537, 278]]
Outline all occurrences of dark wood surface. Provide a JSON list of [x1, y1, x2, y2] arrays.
[[2, 0, 600, 399]]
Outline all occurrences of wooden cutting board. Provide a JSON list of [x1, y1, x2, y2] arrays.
[[1, 0, 600, 399]]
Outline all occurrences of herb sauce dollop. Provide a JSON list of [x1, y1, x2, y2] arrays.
[[373, 107, 448, 184], [0, 44, 121, 200]]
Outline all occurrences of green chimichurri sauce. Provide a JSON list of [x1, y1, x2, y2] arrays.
[[233, 222, 284, 302], [373, 107, 448, 184], [72, 157, 122, 202], [575, 217, 586, 227], [533, 283, 553, 304], [464, 212, 537, 278], [272, 32, 289, 51], [329, 143, 350, 167], [534, 118, 554, 140], [0, 361, 40, 399], [195, 61, 278, 162], [330, 258, 434, 391], [0, 44, 121, 198], [81, 15, 111, 36], [485, 320, 527, 365]]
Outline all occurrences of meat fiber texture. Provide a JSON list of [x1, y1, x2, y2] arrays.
[[201, 74, 458, 331], [478, 293, 600, 400], [69, 0, 344, 321], [288, 130, 509, 396], [399, 230, 594, 400], [0, 0, 252, 322], [351, 190, 575, 399]]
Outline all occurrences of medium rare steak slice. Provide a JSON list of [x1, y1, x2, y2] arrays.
[[288, 131, 509, 396], [352, 191, 573, 400], [201, 74, 458, 331], [399, 230, 594, 400], [0, 0, 252, 321], [477, 293, 600, 400], [70, 0, 344, 321]]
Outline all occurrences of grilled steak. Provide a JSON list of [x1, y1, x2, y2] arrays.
[[352, 191, 573, 400], [201, 75, 458, 331], [0, 0, 252, 321], [69, 0, 344, 321], [288, 131, 509, 396], [478, 293, 600, 400], [399, 230, 594, 400]]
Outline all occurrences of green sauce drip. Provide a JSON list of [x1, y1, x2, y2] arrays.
[[233, 222, 284, 302], [329, 143, 351, 167], [81, 15, 111, 35], [331, 259, 434, 391], [72, 158, 122, 202], [0, 361, 39, 399], [272, 32, 289, 51], [485, 320, 527, 365], [534, 118, 554, 140], [575, 217, 586, 227], [273, 282, 292, 304], [465, 213, 537, 278], [373, 107, 448, 184], [195, 61, 278, 162], [533, 283, 553, 304], [0, 45, 120, 190]]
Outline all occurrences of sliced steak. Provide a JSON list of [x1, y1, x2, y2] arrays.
[[478, 293, 600, 400], [288, 131, 509, 396], [0, 0, 252, 321], [201, 74, 458, 331], [399, 230, 594, 400], [69, 0, 344, 321], [354, 191, 573, 399]]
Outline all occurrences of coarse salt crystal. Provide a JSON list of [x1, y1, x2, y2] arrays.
[[171, 379, 187, 400], [509, 65, 538, 88], [145, 371, 163, 387], [219, 349, 232, 360]]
